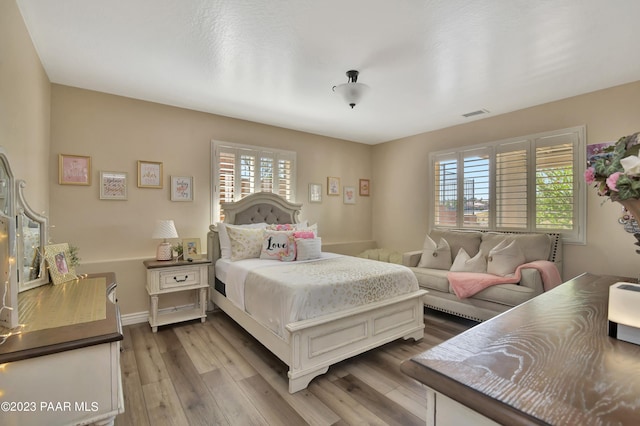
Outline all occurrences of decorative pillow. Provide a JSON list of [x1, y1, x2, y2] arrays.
[[266, 223, 296, 231], [450, 248, 487, 273], [226, 226, 265, 261], [487, 240, 525, 277], [218, 223, 267, 259], [296, 237, 322, 261], [296, 223, 318, 237], [417, 235, 452, 270], [260, 231, 296, 261], [293, 230, 315, 239]]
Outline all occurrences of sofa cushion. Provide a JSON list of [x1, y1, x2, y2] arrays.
[[430, 229, 482, 258], [410, 267, 450, 293], [460, 282, 538, 306], [417, 235, 452, 270], [487, 239, 525, 276], [480, 232, 551, 263], [450, 248, 487, 273]]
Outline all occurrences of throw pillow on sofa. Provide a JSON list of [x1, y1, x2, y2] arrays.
[[450, 248, 487, 273], [487, 239, 525, 276], [418, 235, 452, 270]]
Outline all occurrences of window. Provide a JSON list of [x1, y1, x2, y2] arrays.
[[212, 141, 296, 222], [430, 126, 585, 243]]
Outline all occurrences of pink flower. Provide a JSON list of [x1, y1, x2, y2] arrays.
[[606, 171, 623, 192], [584, 167, 596, 184]]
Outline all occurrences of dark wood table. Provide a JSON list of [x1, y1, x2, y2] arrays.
[[0, 272, 122, 363], [401, 273, 640, 425]]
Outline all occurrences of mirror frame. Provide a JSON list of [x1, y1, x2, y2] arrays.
[[0, 147, 18, 329], [16, 179, 48, 292]]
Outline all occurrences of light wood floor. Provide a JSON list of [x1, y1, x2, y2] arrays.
[[114, 309, 476, 426]]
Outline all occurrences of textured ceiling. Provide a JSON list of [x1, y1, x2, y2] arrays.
[[16, 0, 640, 144]]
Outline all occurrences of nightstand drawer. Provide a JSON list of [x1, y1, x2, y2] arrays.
[[159, 267, 201, 289]]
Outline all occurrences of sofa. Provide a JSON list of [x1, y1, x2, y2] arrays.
[[403, 229, 563, 322]]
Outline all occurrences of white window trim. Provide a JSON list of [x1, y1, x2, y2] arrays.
[[211, 140, 297, 223], [428, 126, 586, 244]]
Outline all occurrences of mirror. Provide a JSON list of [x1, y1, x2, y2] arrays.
[[16, 180, 48, 292], [0, 147, 17, 329]]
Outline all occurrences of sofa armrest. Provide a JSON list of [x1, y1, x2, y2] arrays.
[[403, 250, 423, 267], [519, 268, 544, 295]]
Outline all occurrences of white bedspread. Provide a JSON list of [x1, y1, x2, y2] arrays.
[[217, 254, 419, 337]]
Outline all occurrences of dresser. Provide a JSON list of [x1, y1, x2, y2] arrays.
[[401, 273, 640, 425], [0, 272, 123, 426]]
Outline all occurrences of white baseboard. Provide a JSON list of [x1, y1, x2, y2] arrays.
[[121, 311, 148, 326]]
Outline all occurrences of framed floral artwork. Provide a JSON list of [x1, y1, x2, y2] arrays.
[[100, 171, 127, 200], [171, 176, 194, 201], [327, 177, 340, 195], [344, 186, 356, 204], [44, 243, 77, 285], [137, 160, 163, 188], [59, 154, 91, 185], [359, 178, 370, 196]]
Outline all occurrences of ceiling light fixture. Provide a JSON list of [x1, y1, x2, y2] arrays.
[[332, 70, 370, 109]]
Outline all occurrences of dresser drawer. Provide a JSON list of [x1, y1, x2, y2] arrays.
[[158, 267, 201, 289]]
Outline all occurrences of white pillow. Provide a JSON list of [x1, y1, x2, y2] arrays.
[[450, 248, 487, 273], [487, 240, 525, 276], [417, 235, 452, 270], [260, 231, 296, 261], [218, 223, 266, 259], [296, 237, 322, 261], [226, 226, 265, 261]]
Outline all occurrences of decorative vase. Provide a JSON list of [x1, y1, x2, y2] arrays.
[[618, 198, 640, 223], [617, 198, 640, 254]]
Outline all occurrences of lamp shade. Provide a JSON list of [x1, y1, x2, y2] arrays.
[[333, 82, 370, 108], [152, 220, 178, 240], [333, 69, 370, 109]]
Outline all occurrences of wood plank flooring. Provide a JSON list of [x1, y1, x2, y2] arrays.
[[115, 309, 477, 426]]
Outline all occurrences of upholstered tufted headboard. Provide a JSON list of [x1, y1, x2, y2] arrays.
[[207, 192, 303, 274]]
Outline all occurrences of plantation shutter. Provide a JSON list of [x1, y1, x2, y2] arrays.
[[213, 141, 297, 222], [461, 149, 490, 228], [534, 134, 575, 231], [429, 126, 585, 243], [496, 140, 529, 229], [433, 154, 458, 227]]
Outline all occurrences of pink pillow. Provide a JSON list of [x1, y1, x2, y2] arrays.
[[294, 231, 315, 239]]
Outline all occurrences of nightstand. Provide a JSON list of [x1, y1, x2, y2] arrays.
[[143, 258, 211, 332]]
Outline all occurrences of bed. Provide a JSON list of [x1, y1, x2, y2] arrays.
[[206, 192, 426, 393]]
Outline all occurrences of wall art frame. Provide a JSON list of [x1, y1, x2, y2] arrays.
[[327, 176, 340, 196], [59, 154, 91, 186], [359, 178, 370, 196], [171, 176, 194, 201], [137, 160, 163, 188], [309, 183, 322, 203], [343, 186, 356, 204], [99, 171, 128, 200]]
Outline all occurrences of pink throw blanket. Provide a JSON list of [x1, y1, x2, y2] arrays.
[[447, 260, 562, 299]]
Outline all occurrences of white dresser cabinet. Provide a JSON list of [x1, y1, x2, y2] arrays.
[[0, 273, 123, 426]]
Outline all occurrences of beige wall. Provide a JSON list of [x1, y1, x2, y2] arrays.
[[50, 85, 373, 316], [0, 0, 50, 211], [7, 0, 640, 320], [372, 80, 640, 281]]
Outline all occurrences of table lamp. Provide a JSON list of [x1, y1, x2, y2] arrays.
[[608, 282, 640, 345], [152, 219, 178, 260]]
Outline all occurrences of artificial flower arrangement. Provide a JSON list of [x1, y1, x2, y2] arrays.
[[585, 132, 640, 201]]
